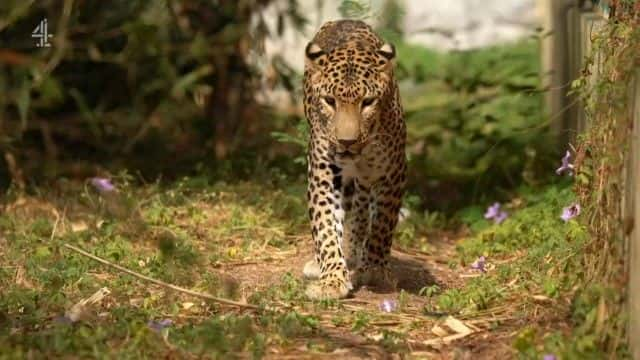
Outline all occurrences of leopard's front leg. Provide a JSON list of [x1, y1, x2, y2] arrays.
[[359, 166, 406, 290], [304, 143, 352, 300]]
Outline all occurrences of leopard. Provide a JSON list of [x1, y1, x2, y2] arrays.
[[301, 20, 406, 300]]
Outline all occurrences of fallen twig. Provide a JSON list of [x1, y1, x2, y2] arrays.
[[63, 243, 259, 310]]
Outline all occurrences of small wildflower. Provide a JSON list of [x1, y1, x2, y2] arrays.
[[379, 299, 397, 313], [484, 202, 500, 219], [543, 355, 556, 360], [494, 210, 508, 224], [471, 256, 486, 272], [90, 177, 116, 193], [485, 203, 508, 224], [556, 150, 574, 176], [148, 319, 172, 339], [148, 318, 172, 332], [561, 203, 581, 222]]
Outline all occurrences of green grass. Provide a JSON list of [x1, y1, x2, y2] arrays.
[[0, 37, 612, 358], [450, 185, 586, 309], [0, 173, 608, 358], [428, 183, 627, 358], [400, 39, 555, 211], [0, 175, 311, 358]]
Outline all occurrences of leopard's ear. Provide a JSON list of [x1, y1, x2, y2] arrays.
[[377, 42, 396, 61], [305, 42, 327, 69], [376, 42, 396, 75]]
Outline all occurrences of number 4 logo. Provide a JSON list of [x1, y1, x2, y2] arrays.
[[32, 18, 53, 47]]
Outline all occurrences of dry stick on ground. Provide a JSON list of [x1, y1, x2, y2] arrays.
[[63, 247, 391, 355], [63, 243, 259, 310]]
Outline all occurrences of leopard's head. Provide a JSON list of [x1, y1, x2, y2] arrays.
[[303, 20, 397, 156]]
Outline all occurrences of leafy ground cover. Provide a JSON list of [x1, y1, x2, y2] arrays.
[[0, 171, 595, 358], [0, 35, 611, 358]]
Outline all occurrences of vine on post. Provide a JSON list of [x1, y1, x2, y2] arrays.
[[573, 0, 639, 356]]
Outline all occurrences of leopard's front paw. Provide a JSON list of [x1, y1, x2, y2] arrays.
[[305, 278, 351, 300], [349, 266, 366, 288], [302, 259, 321, 280], [358, 265, 396, 292]]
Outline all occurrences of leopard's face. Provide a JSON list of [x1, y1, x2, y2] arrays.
[[303, 24, 396, 156]]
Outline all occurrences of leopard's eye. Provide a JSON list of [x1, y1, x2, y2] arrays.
[[362, 97, 376, 108], [323, 96, 336, 108]]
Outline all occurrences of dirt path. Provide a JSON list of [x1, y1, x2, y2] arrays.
[[221, 235, 515, 359]]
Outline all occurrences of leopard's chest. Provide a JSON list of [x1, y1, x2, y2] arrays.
[[333, 142, 396, 188]]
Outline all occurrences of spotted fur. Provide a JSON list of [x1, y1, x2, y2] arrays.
[[302, 20, 406, 299]]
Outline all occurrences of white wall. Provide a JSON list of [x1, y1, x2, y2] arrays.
[[252, 0, 541, 107]]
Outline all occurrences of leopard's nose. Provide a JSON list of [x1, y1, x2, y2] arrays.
[[338, 139, 357, 148]]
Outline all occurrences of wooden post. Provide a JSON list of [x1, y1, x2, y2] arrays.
[[539, 0, 574, 147], [566, 4, 581, 138], [629, 70, 640, 360], [577, 11, 606, 134], [540, 0, 608, 145], [546, 0, 639, 354]]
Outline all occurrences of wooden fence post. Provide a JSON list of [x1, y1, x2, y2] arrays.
[[540, 0, 607, 146], [539, 0, 573, 147], [629, 70, 640, 360], [577, 11, 606, 134], [542, 0, 640, 355]]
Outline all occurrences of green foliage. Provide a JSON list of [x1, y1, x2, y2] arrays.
[[0, 0, 307, 181], [436, 277, 504, 314], [351, 311, 371, 332], [1, 1, 620, 356], [434, 185, 588, 320], [0, 178, 314, 358], [176, 316, 262, 356], [451, 177, 629, 356], [338, 0, 374, 19], [568, 5, 640, 357], [419, 284, 440, 298], [375, 0, 405, 42], [378, 329, 409, 354], [276, 311, 319, 338], [402, 39, 554, 210], [456, 184, 582, 259], [270, 117, 309, 166]]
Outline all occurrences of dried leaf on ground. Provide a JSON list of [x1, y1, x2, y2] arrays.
[[65, 287, 111, 322]]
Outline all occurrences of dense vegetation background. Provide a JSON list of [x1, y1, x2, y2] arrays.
[[6, 0, 632, 358], [0, 0, 555, 211]]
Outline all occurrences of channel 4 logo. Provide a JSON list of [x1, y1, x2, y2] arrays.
[[32, 18, 53, 47]]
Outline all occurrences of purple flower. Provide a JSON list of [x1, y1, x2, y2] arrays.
[[90, 177, 116, 193], [484, 202, 501, 219], [543, 355, 556, 360], [379, 299, 397, 313], [556, 150, 574, 176], [485, 203, 508, 224], [148, 318, 172, 333], [494, 211, 508, 224], [471, 256, 486, 272], [561, 203, 581, 222]]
